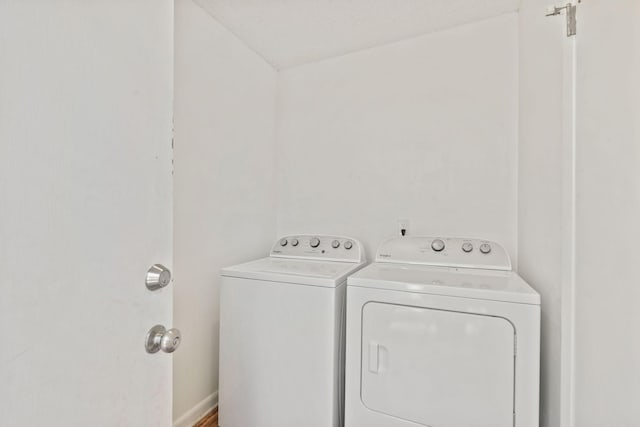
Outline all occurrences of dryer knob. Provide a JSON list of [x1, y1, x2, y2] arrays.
[[331, 240, 340, 249], [344, 240, 353, 250], [462, 242, 473, 253], [291, 238, 299, 247], [431, 239, 445, 252], [310, 237, 321, 248], [480, 243, 492, 254], [279, 238, 288, 247]]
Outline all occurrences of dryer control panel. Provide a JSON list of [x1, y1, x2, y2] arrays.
[[271, 235, 365, 263], [375, 236, 511, 271]]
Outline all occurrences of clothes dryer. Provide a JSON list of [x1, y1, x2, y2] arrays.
[[345, 237, 540, 427]]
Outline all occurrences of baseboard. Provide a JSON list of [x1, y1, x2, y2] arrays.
[[173, 391, 219, 427]]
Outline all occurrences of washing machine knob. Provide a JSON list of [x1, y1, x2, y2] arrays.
[[431, 239, 445, 252], [462, 242, 473, 253], [291, 238, 299, 247], [310, 237, 321, 248], [479, 243, 492, 254], [331, 240, 340, 249], [344, 240, 353, 250], [279, 238, 288, 247]]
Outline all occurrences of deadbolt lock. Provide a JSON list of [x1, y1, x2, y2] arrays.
[[146, 264, 171, 291]]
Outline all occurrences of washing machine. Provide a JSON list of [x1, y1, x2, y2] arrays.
[[219, 235, 366, 427], [345, 236, 540, 427]]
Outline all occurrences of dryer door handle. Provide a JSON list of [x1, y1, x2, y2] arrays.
[[368, 342, 379, 373]]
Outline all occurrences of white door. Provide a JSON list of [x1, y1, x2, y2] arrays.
[[0, 1, 174, 426], [361, 302, 515, 427]]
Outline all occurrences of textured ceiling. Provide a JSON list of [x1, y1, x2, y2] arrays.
[[194, 0, 520, 69]]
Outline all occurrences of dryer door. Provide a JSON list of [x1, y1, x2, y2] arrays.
[[361, 302, 515, 427]]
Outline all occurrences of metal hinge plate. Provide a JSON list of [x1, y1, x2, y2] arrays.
[[566, 4, 577, 37], [546, 2, 579, 37]]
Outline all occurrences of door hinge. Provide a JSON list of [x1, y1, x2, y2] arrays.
[[546, 2, 579, 37], [566, 4, 577, 37]]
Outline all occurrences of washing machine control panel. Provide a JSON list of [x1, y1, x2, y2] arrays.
[[271, 235, 365, 263], [375, 236, 511, 271]]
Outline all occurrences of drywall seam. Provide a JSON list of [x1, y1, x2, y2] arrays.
[[514, 16, 521, 269], [273, 70, 282, 236]]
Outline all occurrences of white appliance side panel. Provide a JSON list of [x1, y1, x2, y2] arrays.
[[361, 303, 515, 427], [219, 277, 343, 427], [334, 283, 347, 427]]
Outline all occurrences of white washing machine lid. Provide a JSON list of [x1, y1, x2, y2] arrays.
[[222, 257, 365, 288], [348, 262, 540, 304]]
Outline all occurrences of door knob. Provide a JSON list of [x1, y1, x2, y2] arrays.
[[146, 264, 171, 290], [145, 325, 181, 354]]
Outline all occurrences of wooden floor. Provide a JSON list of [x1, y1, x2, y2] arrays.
[[193, 408, 218, 427]]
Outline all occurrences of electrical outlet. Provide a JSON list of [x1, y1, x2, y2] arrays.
[[398, 219, 410, 237]]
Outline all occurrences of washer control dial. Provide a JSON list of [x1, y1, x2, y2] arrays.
[[461, 242, 473, 253], [344, 240, 353, 250], [279, 238, 288, 247], [431, 239, 445, 252], [331, 240, 340, 249], [479, 243, 492, 254], [291, 238, 299, 247], [310, 237, 321, 248]]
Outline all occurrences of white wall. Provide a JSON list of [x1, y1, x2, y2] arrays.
[[174, 10, 521, 424], [574, 1, 640, 424], [276, 14, 519, 260], [176, 5, 640, 425], [519, 1, 640, 425], [173, 0, 277, 424], [517, 1, 566, 426]]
